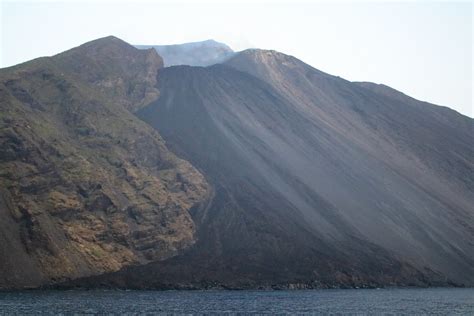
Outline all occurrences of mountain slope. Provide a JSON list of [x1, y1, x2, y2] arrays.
[[66, 56, 471, 289], [1, 37, 472, 290], [224, 52, 474, 267], [133, 55, 473, 287], [225, 50, 473, 194], [136, 40, 234, 67], [0, 36, 210, 289]]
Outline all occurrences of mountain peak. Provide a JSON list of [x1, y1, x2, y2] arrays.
[[227, 48, 309, 73], [224, 48, 329, 97], [238, 49, 295, 61], [88, 35, 124, 44], [52, 35, 163, 112], [59, 35, 142, 58]]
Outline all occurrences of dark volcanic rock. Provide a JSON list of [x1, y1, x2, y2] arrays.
[[130, 54, 473, 287]]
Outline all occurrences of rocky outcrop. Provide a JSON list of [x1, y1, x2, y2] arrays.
[[0, 36, 210, 289]]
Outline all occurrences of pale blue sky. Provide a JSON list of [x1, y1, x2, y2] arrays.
[[1, 1, 472, 117]]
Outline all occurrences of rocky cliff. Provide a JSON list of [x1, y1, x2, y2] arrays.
[[0, 36, 210, 289]]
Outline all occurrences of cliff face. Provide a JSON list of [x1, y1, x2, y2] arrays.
[[0, 36, 210, 289]]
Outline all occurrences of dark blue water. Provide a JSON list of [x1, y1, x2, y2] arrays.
[[0, 288, 473, 315]]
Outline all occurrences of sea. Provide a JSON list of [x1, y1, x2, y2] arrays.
[[0, 288, 473, 315]]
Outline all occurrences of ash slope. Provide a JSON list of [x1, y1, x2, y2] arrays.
[[139, 58, 473, 287], [74, 53, 474, 289], [0, 36, 210, 289]]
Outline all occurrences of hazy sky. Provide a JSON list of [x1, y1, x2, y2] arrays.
[[1, 0, 472, 117]]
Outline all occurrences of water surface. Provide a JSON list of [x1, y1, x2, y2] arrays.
[[0, 288, 473, 314]]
